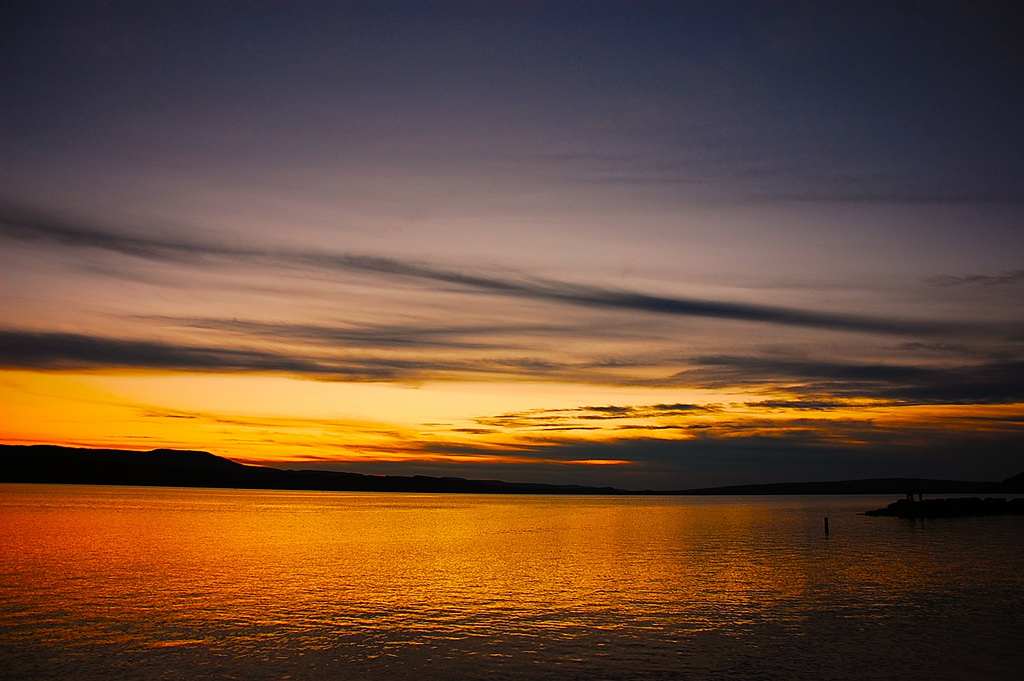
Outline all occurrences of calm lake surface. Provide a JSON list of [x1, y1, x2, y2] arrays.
[[1, 485, 1021, 680]]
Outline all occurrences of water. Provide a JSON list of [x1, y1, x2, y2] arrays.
[[1, 485, 1021, 680]]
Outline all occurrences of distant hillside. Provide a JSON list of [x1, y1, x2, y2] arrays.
[[0, 445, 626, 494], [1001, 471, 1024, 492], [1, 444, 1020, 495], [676, 477, 1013, 495]]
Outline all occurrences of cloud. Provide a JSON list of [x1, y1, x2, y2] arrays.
[[0, 329, 390, 379], [744, 398, 865, 410], [896, 341, 980, 357], [679, 355, 1024, 405], [0, 204, 959, 337], [476, 403, 713, 428], [3, 325, 1023, 405], [0, 328, 678, 385], [145, 316, 575, 351], [767, 189, 1024, 205], [927, 270, 1024, 287], [553, 154, 1024, 206], [0, 205, 228, 261]]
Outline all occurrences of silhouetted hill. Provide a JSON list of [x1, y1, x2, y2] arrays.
[[674, 477, 1011, 495], [1, 445, 1020, 495], [1003, 472, 1024, 492], [0, 445, 626, 494]]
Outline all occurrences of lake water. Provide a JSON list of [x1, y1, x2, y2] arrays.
[[1, 485, 1021, 680]]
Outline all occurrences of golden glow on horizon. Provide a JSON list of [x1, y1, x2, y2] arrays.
[[3, 369, 1022, 472]]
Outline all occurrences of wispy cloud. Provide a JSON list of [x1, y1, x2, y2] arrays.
[[4, 323, 1023, 406], [678, 355, 1024, 405], [0, 328, 676, 385], [744, 398, 867, 410], [476, 403, 713, 429], [0, 329, 393, 380], [0, 204, 960, 337], [139, 316, 643, 352], [927, 270, 1024, 287]]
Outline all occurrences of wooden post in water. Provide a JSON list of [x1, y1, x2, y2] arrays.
[[824, 516, 830, 536]]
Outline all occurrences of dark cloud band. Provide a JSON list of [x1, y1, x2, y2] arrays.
[[0, 205, 959, 337]]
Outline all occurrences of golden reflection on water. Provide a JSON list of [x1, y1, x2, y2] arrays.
[[1, 485, 1022, 680]]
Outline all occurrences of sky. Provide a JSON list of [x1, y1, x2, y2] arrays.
[[1, 1, 1022, 488]]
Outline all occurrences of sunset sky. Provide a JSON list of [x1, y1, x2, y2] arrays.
[[2, 2, 1022, 487]]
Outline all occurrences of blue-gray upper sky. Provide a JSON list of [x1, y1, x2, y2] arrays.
[[4, 3, 1023, 281]]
